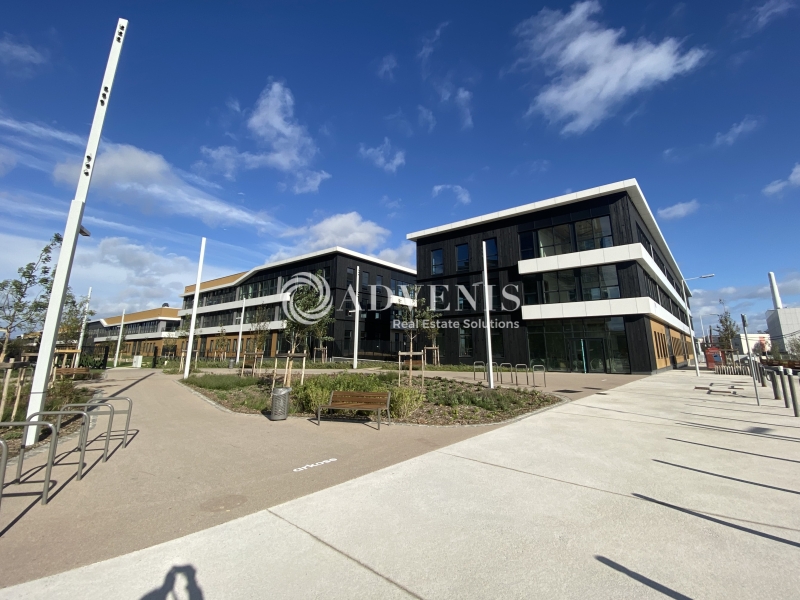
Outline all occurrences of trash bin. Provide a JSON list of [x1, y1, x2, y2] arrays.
[[270, 387, 291, 421], [228, 359, 235, 369]]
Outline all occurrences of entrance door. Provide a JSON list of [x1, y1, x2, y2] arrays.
[[585, 338, 606, 373], [568, 338, 586, 373]]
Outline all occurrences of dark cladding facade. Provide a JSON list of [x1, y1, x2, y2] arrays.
[[407, 180, 694, 375], [178, 247, 416, 360]]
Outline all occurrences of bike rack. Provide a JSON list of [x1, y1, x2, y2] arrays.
[[513, 364, 530, 386], [473, 361, 486, 380], [0, 439, 6, 512], [498, 363, 513, 384], [61, 402, 116, 462], [531, 364, 547, 388], [26, 410, 91, 482], [0, 420, 58, 506], [95, 397, 133, 448]]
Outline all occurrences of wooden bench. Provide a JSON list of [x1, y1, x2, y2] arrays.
[[54, 367, 91, 380], [316, 391, 392, 429]]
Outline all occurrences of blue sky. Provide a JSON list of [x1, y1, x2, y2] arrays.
[[0, 0, 798, 333]]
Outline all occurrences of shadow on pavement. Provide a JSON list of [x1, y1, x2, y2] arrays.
[[595, 556, 691, 599], [140, 564, 203, 599], [665, 438, 800, 464]]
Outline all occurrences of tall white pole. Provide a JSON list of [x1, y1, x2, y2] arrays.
[[113, 309, 126, 367], [482, 241, 494, 389], [25, 19, 129, 447], [184, 237, 206, 379], [681, 283, 700, 377], [73, 286, 92, 368], [352, 266, 360, 369], [236, 296, 245, 363]]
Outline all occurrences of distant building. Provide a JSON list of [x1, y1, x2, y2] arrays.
[[765, 272, 800, 352], [177, 247, 416, 360], [732, 332, 771, 355], [407, 179, 694, 374], [83, 306, 181, 358]]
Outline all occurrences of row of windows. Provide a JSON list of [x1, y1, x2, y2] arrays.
[[643, 272, 687, 325], [522, 266, 620, 306], [636, 225, 681, 296], [430, 216, 615, 277]]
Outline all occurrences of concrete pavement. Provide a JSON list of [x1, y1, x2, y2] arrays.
[[3, 369, 799, 598]]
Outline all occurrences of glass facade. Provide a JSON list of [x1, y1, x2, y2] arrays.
[[527, 317, 630, 373], [484, 238, 498, 268], [537, 224, 571, 257], [575, 216, 613, 251], [456, 244, 469, 272], [431, 249, 444, 275]]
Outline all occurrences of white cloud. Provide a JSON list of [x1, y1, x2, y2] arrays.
[[418, 22, 449, 78], [385, 109, 414, 137], [0, 147, 16, 176], [279, 212, 390, 254], [377, 54, 398, 80], [0, 114, 84, 147], [358, 138, 406, 173], [510, 1, 706, 134], [0, 34, 47, 75], [432, 184, 471, 205], [762, 163, 800, 195], [748, 0, 795, 34], [417, 105, 436, 133], [454, 88, 474, 129], [199, 81, 330, 193], [657, 199, 699, 220], [713, 117, 760, 147], [377, 242, 416, 269], [53, 143, 275, 230]]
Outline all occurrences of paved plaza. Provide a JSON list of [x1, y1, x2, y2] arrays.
[[1, 368, 799, 598]]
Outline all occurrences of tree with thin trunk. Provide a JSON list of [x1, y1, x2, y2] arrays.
[[283, 276, 330, 385], [251, 305, 273, 358], [58, 289, 95, 346], [0, 234, 62, 362], [716, 305, 740, 351]]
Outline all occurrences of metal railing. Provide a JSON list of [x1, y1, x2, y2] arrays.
[[61, 403, 115, 462], [473, 361, 486, 380], [514, 364, 530, 386], [25, 410, 90, 482], [0, 420, 58, 506], [531, 364, 547, 388]]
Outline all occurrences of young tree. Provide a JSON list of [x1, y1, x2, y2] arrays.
[[0, 234, 62, 361], [250, 305, 273, 357], [58, 289, 95, 346], [787, 335, 800, 359], [283, 276, 332, 384], [397, 285, 434, 383], [716, 308, 740, 351], [213, 325, 228, 358]]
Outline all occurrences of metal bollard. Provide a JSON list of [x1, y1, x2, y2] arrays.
[[771, 370, 783, 401], [779, 367, 791, 409], [787, 370, 800, 418], [760, 365, 768, 388]]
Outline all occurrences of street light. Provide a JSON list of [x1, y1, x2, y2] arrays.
[[681, 274, 714, 376]]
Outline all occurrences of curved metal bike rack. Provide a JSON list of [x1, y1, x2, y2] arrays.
[[531, 364, 547, 388], [26, 410, 91, 482], [473, 361, 486, 381], [0, 420, 58, 506], [95, 397, 133, 448], [0, 438, 7, 512], [62, 402, 116, 462], [513, 364, 530, 386], [498, 363, 512, 384]]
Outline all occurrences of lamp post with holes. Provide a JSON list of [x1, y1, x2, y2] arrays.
[[25, 19, 129, 447], [681, 274, 714, 377]]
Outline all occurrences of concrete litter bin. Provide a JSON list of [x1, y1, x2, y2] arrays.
[[270, 387, 291, 421], [228, 359, 235, 369]]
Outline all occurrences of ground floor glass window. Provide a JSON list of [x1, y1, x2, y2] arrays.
[[526, 317, 630, 373]]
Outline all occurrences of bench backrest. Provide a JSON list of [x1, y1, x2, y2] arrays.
[[328, 391, 390, 408]]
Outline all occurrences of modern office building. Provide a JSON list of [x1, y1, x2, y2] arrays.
[[83, 306, 181, 358], [177, 247, 416, 360], [407, 179, 694, 374]]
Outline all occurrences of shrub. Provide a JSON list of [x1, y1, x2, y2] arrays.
[[390, 386, 424, 418], [184, 374, 261, 391]]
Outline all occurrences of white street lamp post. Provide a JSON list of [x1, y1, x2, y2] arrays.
[[184, 237, 206, 379], [352, 266, 360, 369], [73, 286, 92, 368], [113, 309, 125, 368], [236, 296, 246, 363], [682, 274, 714, 377], [25, 19, 129, 447], [482, 241, 494, 389]]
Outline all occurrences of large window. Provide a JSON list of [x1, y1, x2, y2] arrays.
[[431, 249, 444, 275], [456, 244, 470, 272], [580, 266, 620, 301], [537, 224, 571, 257], [522, 275, 539, 305], [459, 325, 473, 357], [484, 238, 498, 268], [527, 317, 630, 373], [361, 271, 370, 291], [543, 271, 578, 304], [519, 231, 535, 260], [491, 330, 504, 358], [575, 216, 613, 251]]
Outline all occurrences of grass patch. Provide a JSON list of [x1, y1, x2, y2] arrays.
[[183, 372, 559, 425]]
